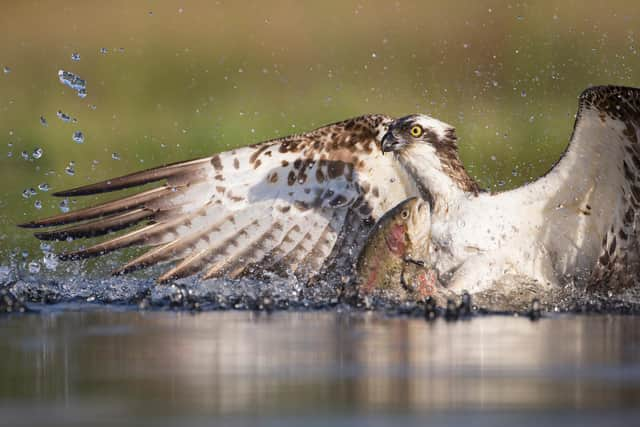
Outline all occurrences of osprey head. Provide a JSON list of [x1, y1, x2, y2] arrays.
[[381, 114, 481, 196], [381, 114, 457, 153]]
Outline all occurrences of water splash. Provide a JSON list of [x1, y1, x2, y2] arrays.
[[1, 269, 639, 315], [42, 253, 59, 271], [72, 131, 85, 144], [59, 199, 70, 213], [22, 188, 36, 199], [58, 70, 87, 98], [27, 262, 40, 274], [56, 110, 73, 123]]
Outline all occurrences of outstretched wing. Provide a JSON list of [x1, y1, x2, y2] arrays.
[[20, 114, 417, 283], [521, 86, 640, 289]]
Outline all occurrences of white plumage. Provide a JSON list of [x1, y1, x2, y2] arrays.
[[388, 86, 640, 293]]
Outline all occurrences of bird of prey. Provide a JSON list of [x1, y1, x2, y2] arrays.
[[19, 86, 640, 295]]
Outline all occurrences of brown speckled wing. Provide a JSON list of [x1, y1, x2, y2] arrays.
[[19, 114, 416, 283]]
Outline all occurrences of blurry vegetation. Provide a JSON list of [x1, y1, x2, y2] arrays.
[[1, 0, 639, 260]]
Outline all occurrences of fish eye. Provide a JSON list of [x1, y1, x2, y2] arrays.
[[410, 125, 423, 138], [401, 209, 410, 219]]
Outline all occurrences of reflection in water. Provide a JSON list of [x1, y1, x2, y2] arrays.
[[1, 311, 640, 424]]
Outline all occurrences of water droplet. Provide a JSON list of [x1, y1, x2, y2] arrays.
[[22, 189, 32, 199], [463, 43, 470, 49], [40, 116, 48, 127], [178, 7, 184, 13], [59, 199, 70, 213], [21, 151, 29, 160], [38, 183, 49, 192], [40, 242, 52, 252], [521, 90, 527, 97], [32, 147, 43, 159], [72, 131, 85, 144], [28, 261, 41, 274], [2, 66, 10, 74], [529, 115, 535, 123], [71, 52, 81, 62], [490, 155, 497, 161], [111, 152, 120, 160], [58, 69, 87, 98], [99, 47, 108, 55], [43, 253, 58, 271], [65, 162, 75, 176], [57, 110, 73, 123], [516, 15, 524, 21], [34, 200, 42, 209], [371, 52, 377, 58]]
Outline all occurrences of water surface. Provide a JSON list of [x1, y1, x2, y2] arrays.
[[1, 309, 639, 426]]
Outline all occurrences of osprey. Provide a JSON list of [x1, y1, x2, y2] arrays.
[[19, 86, 640, 295]]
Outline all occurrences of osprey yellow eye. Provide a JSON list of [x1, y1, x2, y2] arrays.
[[410, 125, 423, 138]]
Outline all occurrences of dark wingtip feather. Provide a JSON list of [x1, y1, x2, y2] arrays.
[[51, 157, 212, 197], [17, 221, 42, 229], [17, 186, 174, 229], [32, 208, 155, 241]]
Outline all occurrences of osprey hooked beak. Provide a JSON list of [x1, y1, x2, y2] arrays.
[[381, 130, 406, 153]]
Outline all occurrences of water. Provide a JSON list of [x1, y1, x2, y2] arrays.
[[32, 148, 43, 159], [72, 131, 84, 144], [0, 309, 639, 427], [57, 70, 87, 98], [56, 110, 73, 123]]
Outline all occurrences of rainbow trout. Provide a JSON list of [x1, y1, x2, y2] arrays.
[[352, 197, 440, 301]]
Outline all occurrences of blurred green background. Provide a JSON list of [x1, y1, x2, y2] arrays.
[[1, 0, 639, 263]]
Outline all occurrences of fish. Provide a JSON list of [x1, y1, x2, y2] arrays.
[[351, 197, 440, 301]]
